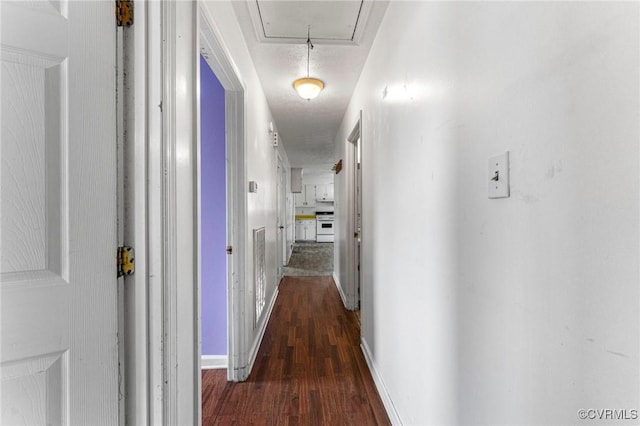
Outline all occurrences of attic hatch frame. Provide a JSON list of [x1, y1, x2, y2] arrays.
[[246, 0, 374, 46]]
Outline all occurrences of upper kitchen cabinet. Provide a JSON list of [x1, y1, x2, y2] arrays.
[[294, 184, 316, 207], [315, 183, 334, 202]]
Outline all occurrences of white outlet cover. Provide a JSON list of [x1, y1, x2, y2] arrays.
[[488, 152, 510, 199]]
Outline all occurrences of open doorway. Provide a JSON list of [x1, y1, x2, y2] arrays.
[[198, 7, 248, 385], [199, 54, 228, 369]]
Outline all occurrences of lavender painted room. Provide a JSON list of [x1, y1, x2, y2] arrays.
[[200, 54, 227, 357]]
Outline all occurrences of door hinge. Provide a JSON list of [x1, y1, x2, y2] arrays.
[[226, 246, 233, 255], [117, 246, 135, 277], [116, 0, 133, 27]]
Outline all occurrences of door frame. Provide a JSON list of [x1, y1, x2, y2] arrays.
[[149, 1, 249, 423], [157, 1, 199, 423], [122, 2, 191, 422], [276, 150, 287, 280], [124, 1, 248, 424], [346, 111, 363, 311], [118, 1, 164, 423], [119, 0, 159, 421], [198, 5, 248, 383]]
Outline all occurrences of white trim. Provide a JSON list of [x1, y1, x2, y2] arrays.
[[201, 355, 228, 370], [195, 6, 204, 423], [119, 4, 153, 423], [146, 1, 164, 423], [276, 151, 287, 281], [346, 112, 362, 311], [124, 0, 168, 423], [146, 2, 165, 424], [360, 339, 403, 426], [241, 287, 279, 380], [332, 272, 349, 308], [161, 1, 199, 424]]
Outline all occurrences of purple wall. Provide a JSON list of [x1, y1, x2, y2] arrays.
[[200, 55, 227, 356]]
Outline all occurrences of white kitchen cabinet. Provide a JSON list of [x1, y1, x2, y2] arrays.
[[304, 185, 316, 207], [295, 221, 304, 241], [305, 220, 316, 241], [315, 183, 334, 201], [295, 185, 316, 207], [295, 219, 316, 241]]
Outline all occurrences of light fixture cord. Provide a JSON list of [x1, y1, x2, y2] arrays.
[[306, 25, 314, 78]]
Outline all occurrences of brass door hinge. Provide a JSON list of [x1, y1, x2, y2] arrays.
[[117, 246, 135, 277], [116, 0, 133, 27]]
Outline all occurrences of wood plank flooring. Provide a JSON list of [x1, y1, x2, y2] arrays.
[[202, 276, 390, 425]]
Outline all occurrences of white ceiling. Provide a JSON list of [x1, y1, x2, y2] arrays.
[[232, 0, 388, 175]]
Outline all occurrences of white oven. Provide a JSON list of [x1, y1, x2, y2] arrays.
[[315, 211, 334, 243]]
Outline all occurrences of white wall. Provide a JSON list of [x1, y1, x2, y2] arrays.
[[335, 2, 639, 425], [201, 0, 291, 376], [302, 171, 334, 186]]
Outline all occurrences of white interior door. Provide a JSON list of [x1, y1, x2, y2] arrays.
[[1, 1, 118, 424], [276, 157, 287, 277], [356, 136, 362, 309]]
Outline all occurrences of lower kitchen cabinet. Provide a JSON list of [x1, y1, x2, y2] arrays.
[[295, 219, 316, 241]]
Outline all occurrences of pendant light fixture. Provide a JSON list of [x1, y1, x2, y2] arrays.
[[293, 27, 324, 100]]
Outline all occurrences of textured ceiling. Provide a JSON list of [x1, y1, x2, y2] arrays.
[[232, 1, 388, 174]]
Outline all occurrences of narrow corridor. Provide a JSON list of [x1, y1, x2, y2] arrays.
[[202, 275, 389, 425], [284, 242, 334, 277]]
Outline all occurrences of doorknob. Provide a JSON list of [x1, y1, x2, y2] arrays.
[[279, 226, 284, 229]]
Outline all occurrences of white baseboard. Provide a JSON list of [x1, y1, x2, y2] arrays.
[[361, 338, 403, 425], [332, 272, 349, 308], [243, 287, 279, 379], [201, 355, 228, 370]]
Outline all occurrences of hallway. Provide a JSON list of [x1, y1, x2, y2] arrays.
[[284, 243, 334, 277], [202, 276, 389, 425], [1, 2, 637, 424]]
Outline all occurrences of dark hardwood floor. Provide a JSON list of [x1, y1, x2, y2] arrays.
[[202, 275, 390, 425]]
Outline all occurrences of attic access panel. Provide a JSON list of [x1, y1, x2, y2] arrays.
[[256, 0, 364, 42]]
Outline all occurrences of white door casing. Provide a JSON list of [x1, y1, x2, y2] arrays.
[[199, 5, 247, 384], [1, 1, 118, 425], [347, 112, 362, 311], [276, 155, 287, 276]]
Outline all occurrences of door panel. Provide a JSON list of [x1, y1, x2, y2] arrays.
[[1, 1, 118, 424]]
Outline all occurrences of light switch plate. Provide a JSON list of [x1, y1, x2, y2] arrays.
[[488, 152, 510, 198]]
